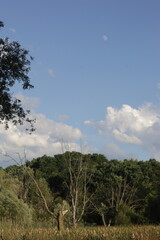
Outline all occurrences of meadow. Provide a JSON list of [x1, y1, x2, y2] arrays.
[[1, 225, 160, 240]]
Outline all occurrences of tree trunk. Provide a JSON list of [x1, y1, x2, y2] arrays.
[[101, 213, 107, 227], [108, 219, 111, 226], [57, 211, 64, 232]]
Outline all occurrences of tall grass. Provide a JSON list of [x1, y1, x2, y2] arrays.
[[1, 224, 160, 240]]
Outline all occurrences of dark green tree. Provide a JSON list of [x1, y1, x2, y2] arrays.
[[138, 159, 160, 223], [90, 159, 146, 226], [0, 21, 35, 131]]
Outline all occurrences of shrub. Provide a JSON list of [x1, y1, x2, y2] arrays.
[[0, 190, 33, 223]]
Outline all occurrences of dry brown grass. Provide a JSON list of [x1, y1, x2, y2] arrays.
[[1, 225, 160, 240]]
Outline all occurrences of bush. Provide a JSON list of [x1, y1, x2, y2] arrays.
[[115, 204, 148, 225], [0, 190, 33, 223]]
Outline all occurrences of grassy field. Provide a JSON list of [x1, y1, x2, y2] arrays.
[[1, 225, 160, 240]]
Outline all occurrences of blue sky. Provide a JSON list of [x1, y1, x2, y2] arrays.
[[0, 0, 160, 164]]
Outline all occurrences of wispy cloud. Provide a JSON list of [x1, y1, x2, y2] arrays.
[[48, 69, 55, 78], [102, 34, 108, 41], [9, 28, 16, 33], [83, 120, 94, 125], [58, 114, 69, 121]]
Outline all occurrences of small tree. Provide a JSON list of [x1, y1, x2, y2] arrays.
[[53, 198, 70, 231]]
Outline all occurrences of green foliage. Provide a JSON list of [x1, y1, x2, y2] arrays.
[[145, 193, 160, 223], [29, 153, 160, 225], [0, 190, 33, 223], [0, 168, 20, 194], [0, 21, 35, 131], [1, 152, 160, 226], [0, 168, 33, 223], [54, 198, 71, 227], [115, 203, 148, 225], [27, 177, 53, 220], [115, 209, 131, 225]]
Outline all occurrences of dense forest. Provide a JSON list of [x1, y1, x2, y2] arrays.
[[0, 151, 160, 230]]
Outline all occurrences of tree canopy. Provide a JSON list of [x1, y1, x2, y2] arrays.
[[2, 152, 160, 227], [0, 21, 35, 131]]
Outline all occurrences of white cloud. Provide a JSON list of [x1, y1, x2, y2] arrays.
[[102, 34, 108, 41], [106, 104, 158, 133], [112, 129, 142, 145], [0, 114, 84, 164], [85, 103, 160, 160], [15, 93, 40, 110], [0, 95, 86, 165], [83, 120, 94, 126], [48, 69, 55, 78]]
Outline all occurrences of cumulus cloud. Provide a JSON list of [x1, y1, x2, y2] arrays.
[[106, 104, 159, 140], [0, 95, 85, 165], [85, 103, 160, 160], [0, 114, 84, 165], [112, 129, 142, 145]]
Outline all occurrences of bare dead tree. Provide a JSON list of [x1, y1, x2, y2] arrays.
[[62, 150, 94, 227]]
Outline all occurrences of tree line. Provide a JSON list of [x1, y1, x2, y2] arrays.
[[1, 151, 160, 229]]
